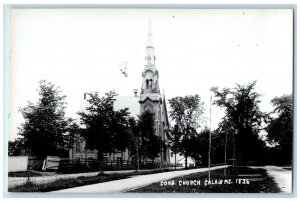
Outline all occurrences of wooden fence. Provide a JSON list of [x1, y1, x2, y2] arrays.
[[57, 158, 158, 173], [10, 156, 161, 173]]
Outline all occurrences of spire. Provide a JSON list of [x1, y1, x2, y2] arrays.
[[145, 19, 156, 68], [147, 19, 153, 47]]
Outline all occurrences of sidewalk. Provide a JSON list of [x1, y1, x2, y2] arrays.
[[52, 165, 225, 193]]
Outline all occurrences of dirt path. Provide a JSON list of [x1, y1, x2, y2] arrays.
[[251, 165, 292, 193]]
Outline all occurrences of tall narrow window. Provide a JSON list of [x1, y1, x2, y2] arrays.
[[75, 139, 81, 152], [149, 79, 152, 88]]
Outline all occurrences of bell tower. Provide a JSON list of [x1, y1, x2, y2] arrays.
[[139, 20, 170, 164], [139, 19, 162, 135]]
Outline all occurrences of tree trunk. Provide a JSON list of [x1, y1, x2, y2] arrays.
[[98, 152, 103, 174], [224, 132, 227, 177], [99, 160, 102, 174], [137, 145, 140, 171], [175, 150, 177, 170]]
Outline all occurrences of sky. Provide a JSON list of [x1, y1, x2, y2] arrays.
[[9, 8, 293, 140]]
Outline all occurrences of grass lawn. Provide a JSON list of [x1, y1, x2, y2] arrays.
[[129, 167, 281, 193], [8, 173, 129, 192], [8, 168, 175, 192]]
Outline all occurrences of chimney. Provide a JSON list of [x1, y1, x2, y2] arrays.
[[84, 93, 86, 100], [133, 89, 138, 97]]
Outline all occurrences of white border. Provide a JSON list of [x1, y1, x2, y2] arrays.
[[1, 0, 299, 201]]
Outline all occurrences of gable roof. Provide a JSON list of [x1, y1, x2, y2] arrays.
[[114, 96, 140, 118]]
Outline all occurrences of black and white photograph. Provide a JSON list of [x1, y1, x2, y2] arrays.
[[5, 6, 294, 195]]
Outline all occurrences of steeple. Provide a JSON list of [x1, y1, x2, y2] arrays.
[[145, 19, 156, 68], [139, 19, 170, 166], [147, 19, 153, 47], [140, 19, 160, 96]]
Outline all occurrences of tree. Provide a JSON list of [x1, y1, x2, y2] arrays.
[[187, 129, 209, 166], [78, 91, 131, 170], [170, 124, 181, 169], [112, 108, 131, 155], [129, 111, 161, 163], [213, 118, 237, 174], [180, 129, 225, 167], [211, 81, 266, 166], [168, 95, 205, 168], [9, 138, 25, 156], [18, 80, 75, 158], [128, 117, 140, 170], [266, 94, 292, 165], [139, 111, 161, 162], [128, 111, 162, 169]]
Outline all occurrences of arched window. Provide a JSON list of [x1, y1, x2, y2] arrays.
[[146, 79, 153, 89], [149, 79, 152, 88]]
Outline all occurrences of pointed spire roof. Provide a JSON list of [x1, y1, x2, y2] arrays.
[[145, 19, 156, 68], [147, 19, 153, 47]]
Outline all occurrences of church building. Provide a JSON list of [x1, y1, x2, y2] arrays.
[[69, 21, 170, 165]]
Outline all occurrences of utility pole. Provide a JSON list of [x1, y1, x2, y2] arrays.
[[174, 133, 177, 170], [137, 137, 140, 171], [224, 132, 228, 176], [232, 131, 237, 174], [155, 107, 162, 170], [208, 96, 212, 181]]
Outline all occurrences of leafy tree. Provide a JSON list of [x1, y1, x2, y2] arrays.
[[130, 111, 161, 163], [18, 80, 75, 158], [266, 94, 292, 165], [78, 91, 131, 170], [180, 129, 225, 166], [211, 81, 266, 166], [168, 95, 204, 168], [9, 138, 25, 156], [170, 124, 181, 169], [128, 117, 141, 170], [112, 108, 131, 154], [187, 129, 209, 166], [139, 111, 161, 162], [213, 118, 238, 166], [128, 111, 162, 168]]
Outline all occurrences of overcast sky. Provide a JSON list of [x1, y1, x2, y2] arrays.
[[9, 8, 293, 140]]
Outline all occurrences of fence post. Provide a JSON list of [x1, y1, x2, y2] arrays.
[[27, 158, 30, 183], [27, 168, 30, 182]]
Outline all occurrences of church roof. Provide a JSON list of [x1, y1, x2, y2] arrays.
[[114, 96, 140, 118], [147, 19, 153, 47]]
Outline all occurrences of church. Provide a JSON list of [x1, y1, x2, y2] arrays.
[[69, 21, 171, 165]]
